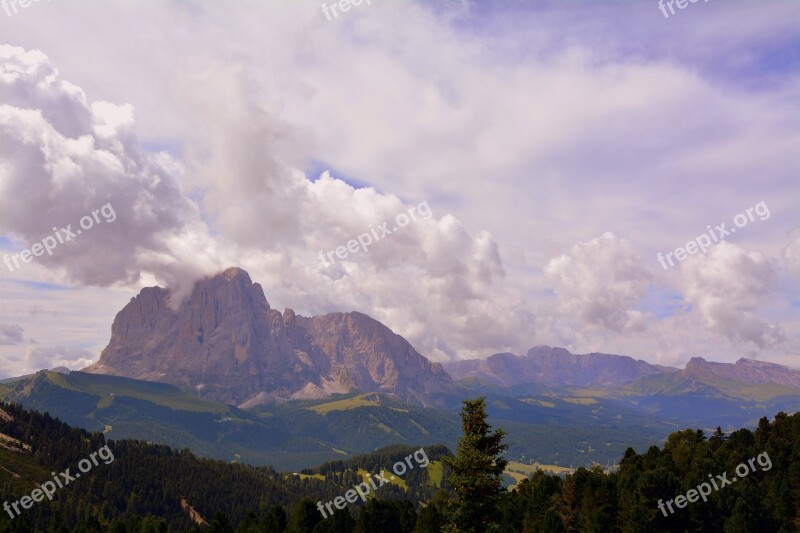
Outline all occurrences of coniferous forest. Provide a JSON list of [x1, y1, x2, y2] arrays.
[[1, 400, 798, 532]]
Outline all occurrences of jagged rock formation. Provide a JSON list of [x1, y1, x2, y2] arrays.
[[85, 267, 452, 407]]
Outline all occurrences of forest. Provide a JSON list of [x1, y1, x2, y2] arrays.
[[1, 400, 798, 532]]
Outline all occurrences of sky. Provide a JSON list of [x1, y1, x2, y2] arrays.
[[0, 0, 799, 378]]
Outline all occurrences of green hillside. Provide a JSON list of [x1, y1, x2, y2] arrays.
[[0, 372, 459, 470], [48, 371, 231, 413], [0, 402, 446, 532], [0, 371, 684, 470]]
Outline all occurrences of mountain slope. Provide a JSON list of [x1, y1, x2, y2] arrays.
[[0, 370, 460, 471], [0, 401, 442, 532], [622, 356, 800, 426], [85, 267, 452, 407], [0, 369, 679, 469]]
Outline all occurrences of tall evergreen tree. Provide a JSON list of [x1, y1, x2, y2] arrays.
[[442, 397, 508, 533]]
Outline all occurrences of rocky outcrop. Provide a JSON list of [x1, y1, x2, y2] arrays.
[[85, 268, 452, 407], [180, 499, 208, 526]]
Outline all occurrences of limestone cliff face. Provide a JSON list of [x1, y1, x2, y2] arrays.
[[85, 268, 451, 407]]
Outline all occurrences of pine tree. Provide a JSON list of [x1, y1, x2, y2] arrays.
[[442, 397, 508, 533], [287, 498, 321, 533], [265, 505, 288, 532], [207, 511, 234, 533]]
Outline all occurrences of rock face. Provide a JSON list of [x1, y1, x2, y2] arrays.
[[85, 268, 452, 407], [444, 345, 677, 388]]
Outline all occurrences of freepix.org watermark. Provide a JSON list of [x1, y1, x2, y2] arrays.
[[3, 203, 116, 273], [316, 447, 429, 519], [656, 201, 770, 270], [657, 451, 772, 517], [321, 0, 371, 21], [318, 201, 432, 267], [657, 0, 709, 19], [3, 444, 115, 520], [2, 0, 52, 17]]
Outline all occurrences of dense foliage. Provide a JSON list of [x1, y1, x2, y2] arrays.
[[0, 402, 441, 532], [498, 412, 800, 532], [1, 400, 798, 532]]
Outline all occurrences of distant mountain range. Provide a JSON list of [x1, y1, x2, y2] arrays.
[[446, 347, 800, 430], [444, 347, 800, 393], [443, 346, 678, 388], [78, 266, 800, 417], [3, 266, 798, 470], [81, 267, 800, 412]]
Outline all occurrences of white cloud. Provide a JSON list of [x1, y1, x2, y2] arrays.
[[0, 44, 226, 301], [544, 233, 651, 334], [783, 229, 800, 277], [0, 45, 534, 365], [24, 346, 95, 374], [678, 241, 784, 348]]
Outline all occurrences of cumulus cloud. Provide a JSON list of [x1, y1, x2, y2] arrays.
[[544, 233, 651, 333], [24, 346, 95, 374], [0, 324, 23, 345], [783, 229, 800, 277], [168, 63, 534, 361], [0, 45, 534, 363], [678, 241, 783, 348], [0, 45, 228, 302]]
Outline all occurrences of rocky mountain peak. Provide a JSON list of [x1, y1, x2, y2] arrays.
[[685, 357, 709, 369], [85, 267, 452, 407], [220, 266, 250, 281]]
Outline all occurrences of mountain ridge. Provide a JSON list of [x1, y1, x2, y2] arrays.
[[443, 345, 678, 388], [444, 347, 800, 392]]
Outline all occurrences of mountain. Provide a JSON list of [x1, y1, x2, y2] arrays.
[[684, 356, 800, 388], [628, 356, 800, 398], [621, 356, 800, 426], [444, 345, 678, 388], [84, 267, 452, 407]]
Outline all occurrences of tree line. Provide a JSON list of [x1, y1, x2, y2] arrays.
[[1, 399, 798, 532]]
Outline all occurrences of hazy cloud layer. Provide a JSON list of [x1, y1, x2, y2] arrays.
[[0, 324, 23, 345]]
